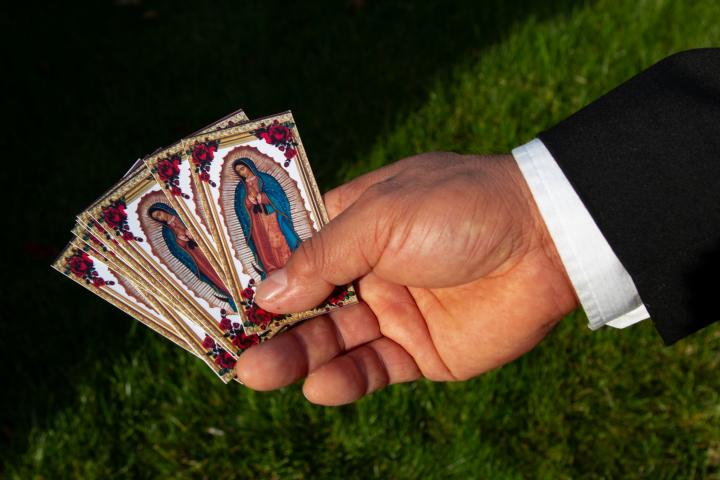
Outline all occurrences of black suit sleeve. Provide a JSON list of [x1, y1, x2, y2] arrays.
[[538, 49, 720, 345]]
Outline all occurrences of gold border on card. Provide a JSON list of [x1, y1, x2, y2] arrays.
[[143, 149, 231, 288], [65, 236, 188, 342], [53, 244, 192, 354], [71, 223, 177, 308], [79, 220, 178, 309], [74, 215, 195, 322], [78, 171, 236, 354], [141, 111, 252, 288], [199, 178, 247, 319], [183, 112, 328, 228], [80, 109, 249, 218], [55, 242, 236, 383], [70, 224, 220, 362], [151, 296, 235, 383], [181, 111, 357, 334], [81, 238, 239, 383]]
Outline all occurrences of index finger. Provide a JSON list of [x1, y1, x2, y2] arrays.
[[235, 302, 381, 390]]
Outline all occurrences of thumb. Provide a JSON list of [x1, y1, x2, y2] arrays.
[[254, 195, 388, 313]]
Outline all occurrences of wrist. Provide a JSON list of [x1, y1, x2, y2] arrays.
[[502, 153, 580, 313]]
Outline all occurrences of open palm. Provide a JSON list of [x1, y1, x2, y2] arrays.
[[236, 153, 577, 405]]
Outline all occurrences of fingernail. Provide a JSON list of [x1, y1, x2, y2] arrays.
[[255, 268, 288, 302]]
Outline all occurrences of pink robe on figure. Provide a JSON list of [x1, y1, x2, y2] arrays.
[[243, 173, 292, 274]]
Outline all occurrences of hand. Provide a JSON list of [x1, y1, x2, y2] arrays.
[[177, 229, 193, 244], [235, 153, 578, 405]]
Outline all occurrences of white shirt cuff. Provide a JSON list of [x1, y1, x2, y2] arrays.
[[511, 139, 650, 330]]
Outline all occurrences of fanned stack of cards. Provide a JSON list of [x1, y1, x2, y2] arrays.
[[52, 109, 357, 383]]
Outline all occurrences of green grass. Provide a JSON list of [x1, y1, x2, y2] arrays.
[[6, 0, 720, 478]]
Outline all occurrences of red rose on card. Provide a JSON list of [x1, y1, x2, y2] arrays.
[[219, 317, 232, 331], [258, 131, 271, 143], [157, 157, 180, 181], [214, 351, 236, 369], [241, 287, 254, 300], [232, 332, 260, 351], [284, 146, 297, 160], [103, 206, 124, 228], [202, 335, 216, 349], [68, 252, 93, 276], [248, 305, 273, 329], [268, 124, 290, 143], [191, 142, 216, 166]]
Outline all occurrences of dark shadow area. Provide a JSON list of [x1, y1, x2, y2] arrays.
[[3, 0, 585, 460]]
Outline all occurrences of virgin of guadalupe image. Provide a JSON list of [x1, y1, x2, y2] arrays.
[[232, 158, 301, 279], [147, 202, 237, 311]]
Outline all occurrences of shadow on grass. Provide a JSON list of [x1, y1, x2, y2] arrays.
[[4, 0, 585, 460]]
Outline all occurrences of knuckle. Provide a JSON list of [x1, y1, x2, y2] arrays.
[[295, 237, 327, 278], [322, 190, 341, 218], [323, 183, 356, 219], [361, 183, 388, 201], [361, 178, 399, 204]]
